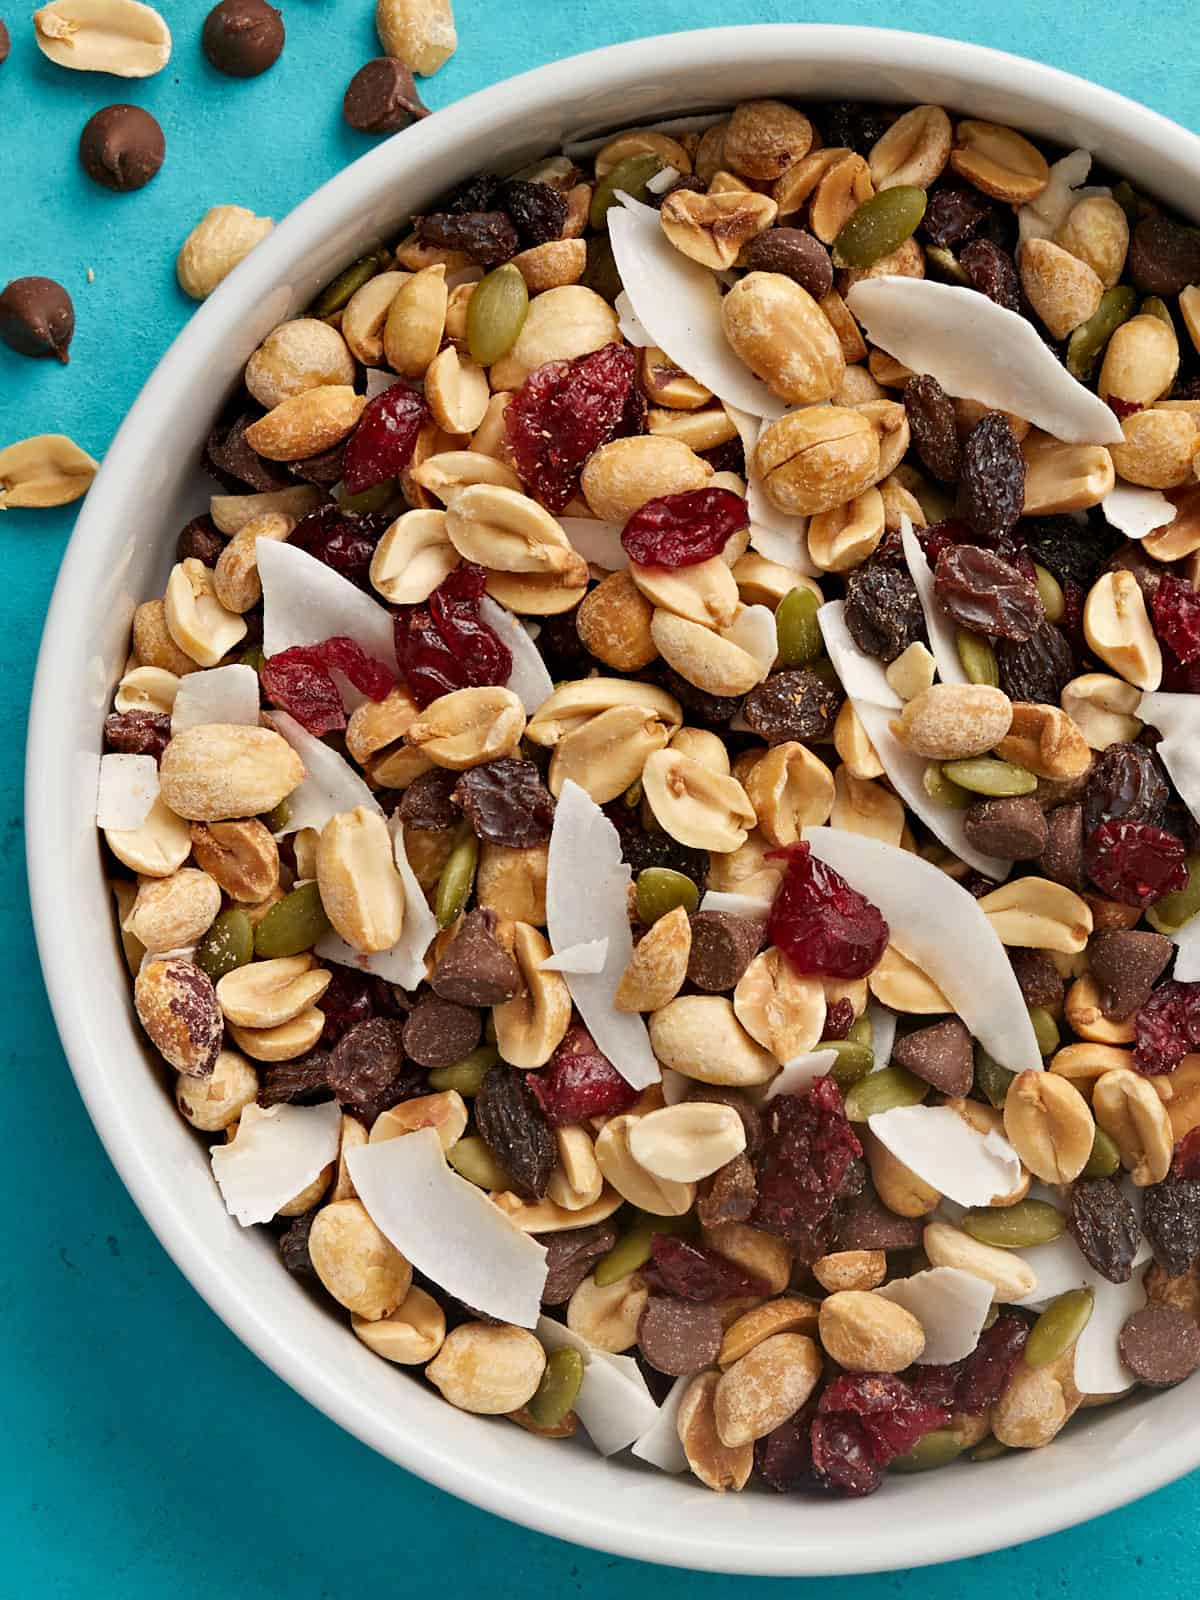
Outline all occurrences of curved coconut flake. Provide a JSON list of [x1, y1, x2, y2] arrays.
[[1171, 913, 1200, 982], [699, 889, 773, 918], [268, 710, 380, 835], [615, 291, 654, 348], [556, 516, 628, 570], [478, 595, 554, 713], [211, 1101, 341, 1227], [723, 604, 777, 679], [1017, 149, 1094, 244], [315, 813, 437, 992], [538, 1316, 661, 1457], [852, 697, 1011, 879], [803, 827, 1041, 1073], [845, 278, 1123, 446], [1013, 1231, 1092, 1309], [1136, 692, 1200, 825], [364, 368, 404, 400], [748, 420, 818, 573], [608, 194, 787, 420], [817, 600, 902, 709], [540, 938, 609, 974], [867, 1000, 898, 1068], [632, 1374, 691, 1473], [764, 1049, 836, 1101], [170, 664, 261, 733], [876, 1266, 993, 1364], [547, 779, 660, 1089], [900, 518, 966, 685], [96, 753, 158, 830], [1102, 481, 1176, 540], [258, 537, 398, 668], [347, 1128, 546, 1328], [1074, 1272, 1145, 1394], [867, 1104, 1023, 1207], [564, 111, 726, 159]]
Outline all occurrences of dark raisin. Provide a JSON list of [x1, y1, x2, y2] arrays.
[[327, 1017, 423, 1123], [920, 185, 995, 249], [904, 374, 961, 483], [843, 560, 926, 663], [278, 1208, 319, 1277], [956, 414, 1026, 542], [452, 757, 556, 848], [103, 710, 171, 761], [1020, 514, 1122, 590], [1128, 212, 1200, 295], [996, 620, 1074, 702], [498, 179, 568, 247], [532, 606, 593, 681], [756, 1403, 821, 1493], [1083, 741, 1170, 834], [605, 803, 709, 893], [741, 667, 843, 744], [656, 663, 744, 728], [441, 172, 502, 212], [700, 434, 746, 476], [538, 1221, 619, 1305], [934, 543, 1044, 641], [1069, 1178, 1140, 1283], [176, 514, 224, 566], [817, 101, 893, 155], [959, 238, 1022, 313], [317, 967, 376, 1046], [415, 210, 520, 266], [257, 1052, 333, 1107], [1143, 1174, 1200, 1276], [475, 1063, 556, 1200], [398, 767, 462, 832]]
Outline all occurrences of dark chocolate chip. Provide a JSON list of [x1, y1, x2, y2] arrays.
[[79, 104, 165, 192], [1039, 802, 1085, 892], [176, 514, 224, 566], [538, 1223, 618, 1306], [638, 1296, 723, 1377], [1118, 1304, 1200, 1386], [686, 910, 763, 993], [962, 795, 1048, 862], [0, 20, 10, 65], [202, 0, 284, 77], [742, 226, 833, 299], [890, 1019, 973, 1097], [401, 994, 481, 1069], [430, 908, 521, 1007], [0, 276, 74, 363], [204, 407, 294, 492], [1088, 928, 1174, 1021], [343, 56, 430, 135]]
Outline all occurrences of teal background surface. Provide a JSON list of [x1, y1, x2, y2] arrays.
[[1, 1, 1196, 1593]]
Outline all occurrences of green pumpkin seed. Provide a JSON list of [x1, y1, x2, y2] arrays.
[[581, 235, 622, 303], [808, 656, 840, 689], [312, 248, 391, 317], [923, 761, 970, 809], [1025, 1287, 1094, 1369], [844, 1065, 927, 1122], [1111, 180, 1150, 223], [775, 586, 823, 668], [196, 908, 254, 982], [622, 778, 643, 808], [635, 866, 699, 926], [428, 1045, 500, 1096], [447, 1135, 509, 1190], [528, 1347, 585, 1428], [1032, 564, 1065, 624], [970, 1437, 1010, 1462], [955, 627, 999, 687], [911, 477, 954, 526], [1028, 1005, 1060, 1058], [924, 245, 970, 286], [264, 797, 291, 833], [467, 262, 530, 366], [1141, 294, 1175, 329], [590, 154, 664, 231], [832, 186, 927, 270], [962, 1199, 1066, 1249], [1065, 285, 1137, 381], [848, 1015, 873, 1047], [253, 881, 331, 959], [1082, 1124, 1121, 1179], [1146, 853, 1200, 933], [890, 1427, 966, 1473], [975, 1046, 1015, 1109], [436, 823, 479, 928], [941, 757, 1037, 797], [239, 645, 265, 674], [825, 1039, 875, 1088], [338, 479, 396, 515]]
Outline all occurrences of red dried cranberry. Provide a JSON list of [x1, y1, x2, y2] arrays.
[[1153, 573, 1200, 664], [1135, 980, 1200, 1073], [290, 502, 389, 588], [505, 343, 636, 513], [642, 1234, 769, 1303], [906, 1361, 963, 1411], [318, 967, 376, 1046], [1109, 395, 1145, 420], [317, 635, 396, 699], [1177, 1126, 1200, 1179], [1084, 820, 1189, 908], [341, 384, 427, 495], [394, 563, 513, 708], [822, 998, 856, 1040], [262, 647, 346, 734], [755, 1403, 819, 1492], [620, 488, 749, 568], [767, 841, 889, 980], [812, 1373, 949, 1494], [103, 710, 171, 760], [528, 1024, 639, 1126], [809, 1413, 883, 1497], [752, 1075, 862, 1242], [955, 1314, 1029, 1413]]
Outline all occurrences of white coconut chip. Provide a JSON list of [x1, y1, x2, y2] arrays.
[[478, 595, 554, 714], [763, 1049, 837, 1100], [1136, 692, 1200, 826], [867, 1000, 898, 1068], [867, 1104, 1024, 1207], [723, 603, 777, 679], [1016, 149, 1095, 244], [546, 780, 660, 1089], [876, 1266, 994, 1364], [315, 813, 437, 992], [747, 415, 818, 575], [170, 664, 260, 733], [258, 536, 398, 668], [614, 290, 655, 348], [539, 938, 609, 974], [268, 710, 380, 835], [1074, 1272, 1145, 1395], [817, 600, 902, 709], [347, 1128, 547, 1327], [556, 516, 628, 570], [900, 518, 966, 685], [845, 277, 1123, 446], [563, 111, 726, 159], [631, 1374, 691, 1473], [1171, 914, 1200, 982], [698, 889, 773, 918], [96, 753, 159, 831], [608, 194, 788, 419], [803, 827, 1041, 1073], [1102, 482, 1176, 541], [364, 368, 404, 399], [211, 1100, 341, 1227], [645, 165, 680, 196], [537, 1317, 661, 1457]]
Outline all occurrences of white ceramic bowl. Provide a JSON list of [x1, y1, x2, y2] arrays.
[[27, 24, 1200, 1575]]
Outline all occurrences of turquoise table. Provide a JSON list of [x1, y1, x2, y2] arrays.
[[2, 1, 1194, 1592]]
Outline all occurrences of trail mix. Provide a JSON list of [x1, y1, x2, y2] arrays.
[[99, 96, 1200, 1496]]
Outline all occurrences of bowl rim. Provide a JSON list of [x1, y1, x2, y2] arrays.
[[27, 23, 1200, 1575]]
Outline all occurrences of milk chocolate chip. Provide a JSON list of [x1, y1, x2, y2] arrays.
[[79, 104, 165, 192], [402, 993, 481, 1068], [343, 57, 430, 135], [202, 0, 284, 77], [430, 908, 521, 1006], [0, 276, 74, 363], [1088, 928, 1173, 1021], [686, 911, 762, 993], [891, 1018, 973, 1096], [1118, 1305, 1200, 1387], [638, 1296, 723, 1377]]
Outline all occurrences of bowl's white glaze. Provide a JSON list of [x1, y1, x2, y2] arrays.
[[27, 26, 1200, 1575]]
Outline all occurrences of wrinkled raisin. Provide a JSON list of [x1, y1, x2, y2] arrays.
[[505, 343, 637, 513], [766, 841, 890, 982], [440, 172, 501, 212], [176, 513, 224, 566], [529, 1024, 639, 1126], [959, 238, 1022, 313], [920, 185, 995, 249], [290, 502, 390, 589], [642, 1234, 768, 1302], [956, 414, 1026, 542], [416, 209, 520, 266], [341, 384, 427, 496], [394, 563, 513, 708], [843, 559, 926, 664], [104, 710, 171, 761], [621, 488, 749, 568], [328, 1017, 423, 1123], [1085, 820, 1189, 907], [904, 374, 961, 483], [317, 967, 376, 1047], [742, 668, 843, 745], [453, 757, 555, 848], [996, 620, 1074, 702], [278, 1207, 319, 1277], [1070, 1178, 1140, 1283], [605, 802, 709, 892], [1135, 980, 1200, 1073], [1128, 212, 1200, 295], [398, 768, 462, 832], [1083, 741, 1169, 834], [498, 179, 568, 247], [752, 1073, 863, 1243], [934, 543, 1044, 641], [257, 1052, 332, 1108], [655, 663, 744, 728], [818, 101, 893, 155], [1143, 1173, 1200, 1275], [1020, 514, 1121, 590], [475, 1063, 556, 1199]]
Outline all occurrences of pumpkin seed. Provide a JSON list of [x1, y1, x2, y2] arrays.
[[622, 778, 643, 808], [467, 262, 530, 366], [825, 1039, 875, 1088], [1111, 180, 1151, 224], [527, 1347, 584, 1429], [808, 656, 840, 689], [941, 757, 1037, 797], [448, 1134, 509, 1190], [975, 1046, 1015, 1109], [1082, 1124, 1122, 1179], [890, 1427, 966, 1473], [844, 1065, 927, 1122], [774, 586, 823, 668], [196, 908, 254, 982], [963, 1199, 1066, 1249], [338, 479, 395, 515], [1028, 1006, 1060, 1058], [922, 762, 970, 809], [1065, 285, 1137, 381], [635, 866, 699, 926], [428, 1045, 500, 1096], [832, 186, 927, 269], [590, 154, 664, 231], [969, 1437, 1010, 1462], [312, 249, 390, 317], [1025, 1287, 1094, 1369], [1147, 853, 1200, 933], [848, 1015, 873, 1047], [956, 628, 999, 687], [925, 245, 970, 286], [581, 235, 622, 303], [436, 823, 479, 928], [240, 645, 265, 674], [1032, 564, 1064, 624], [1141, 294, 1175, 329], [253, 881, 331, 959], [264, 797, 291, 832]]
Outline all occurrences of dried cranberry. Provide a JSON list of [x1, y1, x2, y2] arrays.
[[416, 210, 520, 266], [809, 1414, 883, 1497], [1177, 1126, 1200, 1180], [996, 620, 1075, 703], [956, 1314, 1029, 1413], [823, 998, 856, 1040], [956, 413, 1026, 540], [766, 841, 889, 981], [755, 1403, 819, 1492], [1070, 1178, 1141, 1283], [103, 709, 171, 760], [499, 179, 568, 247], [843, 560, 926, 664], [1083, 741, 1170, 834], [529, 1024, 639, 1126], [290, 502, 389, 588], [261, 647, 346, 735], [1152, 573, 1200, 664], [934, 543, 1044, 642], [959, 238, 1021, 313], [1135, 980, 1200, 1073], [904, 374, 961, 483], [317, 635, 396, 699], [453, 757, 555, 848], [1085, 820, 1189, 907], [1144, 1173, 1200, 1275], [475, 1064, 556, 1200], [752, 1074, 863, 1243], [341, 384, 427, 496], [920, 185, 995, 249], [505, 343, 637, 513], [621, 488, 749, 568], [816, 1373, 949, 1474], [394, 563, 513, 708], [642, 1234, 769, 1302], [327, 1016, 423, 1123], [318, 967, 376, 1046]]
